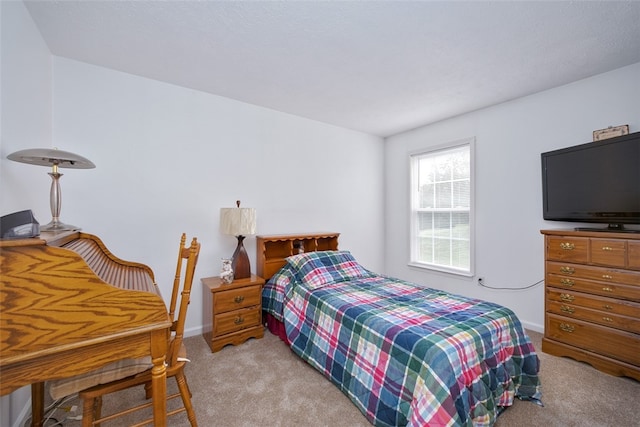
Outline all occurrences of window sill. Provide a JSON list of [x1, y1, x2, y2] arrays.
[[408, 261, 473, 278]]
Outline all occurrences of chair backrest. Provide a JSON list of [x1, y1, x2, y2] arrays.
[[166, 233, 200, 366]]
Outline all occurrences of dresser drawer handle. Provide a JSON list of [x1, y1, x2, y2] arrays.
[[560, 242, 575, 250], [560, 266, 575, 275], [560, 305, 575, 314], [601, 274, 613, 280], [602, 317, 614, 323], [560, 278, 574, 287], [559, 323, 575, 333], [560, 293, 575, 302], [601, 246, 613, 251], [234, 316, 245, 325], [234, 296, 245, 304], [603, 304, 613, 311], [602, 287, 614, 292]]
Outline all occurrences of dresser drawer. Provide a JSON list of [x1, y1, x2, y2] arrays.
[[214, 306, 262, 336], [546, 261, 640, 287], [546, 294, 640, 334], [547, 288, 640, 320], [590, 238, 627, 268], [546, 313, 640, 366], [546, 236, 589, 263], [546, 273, 640, 301], [214, 285, 261, 313], [629, 241, 640, 270]]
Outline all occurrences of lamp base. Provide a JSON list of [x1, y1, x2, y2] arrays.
[[231, 235, 251, 280], [41, 220, 80, 232]]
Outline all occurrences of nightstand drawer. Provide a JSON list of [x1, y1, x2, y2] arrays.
[[214, 285, 261, 313], [214, 306, 261, 336]]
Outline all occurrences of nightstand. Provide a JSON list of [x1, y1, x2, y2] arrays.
[[201, 274, 265, 352]]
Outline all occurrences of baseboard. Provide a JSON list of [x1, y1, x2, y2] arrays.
[[521, 320, 543, 334], [184, 325, 203, 338]]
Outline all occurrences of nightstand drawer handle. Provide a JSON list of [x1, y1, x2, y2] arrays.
[[560, 278, 574, 287], [560, 305, 575, 314], [602, 274, 613, 280], [234, 296, 245, 304], [234, 316, 245, 325], [560, 266, 575, 275], [559, 323, 575, 333], [560, 293, 575, 302], [602, 246, 613, 251], [560, 242, 575, 250], [603, 304, 613, 310], [602, 317, 614, 323], [602, 287, 614, 292]]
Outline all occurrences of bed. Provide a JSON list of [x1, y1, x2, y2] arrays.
[[257, 233, 542, 426]]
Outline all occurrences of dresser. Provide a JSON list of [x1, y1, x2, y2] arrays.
[[201, 274, 265, 352], [541, 229, 640, 380]]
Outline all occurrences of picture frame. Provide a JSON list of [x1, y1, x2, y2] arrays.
[[593, 124, 629, 141]]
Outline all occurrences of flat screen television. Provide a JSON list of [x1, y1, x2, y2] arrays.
[[541, 131, 640, 232]]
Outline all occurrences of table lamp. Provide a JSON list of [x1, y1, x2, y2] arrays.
[[7, 147, 95, 232], [220, 200, 256, 280]]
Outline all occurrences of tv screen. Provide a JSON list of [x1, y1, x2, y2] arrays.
[[541, 131, 640, 230]]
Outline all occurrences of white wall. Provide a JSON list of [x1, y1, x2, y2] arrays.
[[384, 62, 640, 332], [48, 57, 385, 336], [0, 2, 54, 426], [2, 5, 383, 424]]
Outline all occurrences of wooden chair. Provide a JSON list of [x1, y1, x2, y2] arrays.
[[59, 234, 200, 426]]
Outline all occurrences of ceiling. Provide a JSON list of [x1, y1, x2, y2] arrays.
[[24, 1, 640, 137]]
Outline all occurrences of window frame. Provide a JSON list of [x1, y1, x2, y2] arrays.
[[408, 137, 475, 277]]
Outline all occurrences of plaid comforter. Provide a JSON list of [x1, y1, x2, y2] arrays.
[[263, 251, 541, 426]]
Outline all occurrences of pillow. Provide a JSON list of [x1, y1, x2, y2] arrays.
[[286, 250, 372, 289]]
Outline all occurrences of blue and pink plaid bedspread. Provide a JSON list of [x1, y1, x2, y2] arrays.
[[263, 251, 541, 426]]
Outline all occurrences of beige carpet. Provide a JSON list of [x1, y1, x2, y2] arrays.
[[46, 329, 639, 426]]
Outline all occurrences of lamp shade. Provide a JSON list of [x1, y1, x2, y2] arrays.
[[7, 148, 95, 169], [220, 207, 256, 236]]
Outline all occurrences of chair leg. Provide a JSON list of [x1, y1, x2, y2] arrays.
[[175, 371, 197, 427], [144, 380, 152, 400], [95, 396, 103, 427], [82, 396, 94, 427]]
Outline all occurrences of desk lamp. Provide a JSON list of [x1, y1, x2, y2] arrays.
[[220, 200, 256, 280], [7, 148, 95, 232]]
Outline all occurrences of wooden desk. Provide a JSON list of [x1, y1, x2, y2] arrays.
[[0, 234, 172, 426]]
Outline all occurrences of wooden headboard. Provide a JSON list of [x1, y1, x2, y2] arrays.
[[256, 232, 340, 280]]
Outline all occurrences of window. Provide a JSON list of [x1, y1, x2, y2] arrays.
[[410, 139, 474, 276]]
